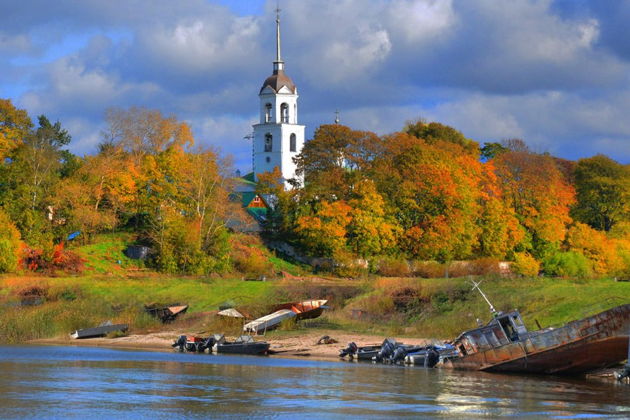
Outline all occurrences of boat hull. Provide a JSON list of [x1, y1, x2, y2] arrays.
[[444, 304, 630, 374], [215, 343, 270, 355]]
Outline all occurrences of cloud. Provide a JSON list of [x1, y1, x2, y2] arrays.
[[0, 0, 628, 168]]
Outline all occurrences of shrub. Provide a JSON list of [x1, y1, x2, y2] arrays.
[[412, 261, 446, 278], [543, 251, 593, 278], [512, 252, 540, 277], [230, 237, 273, 277], [377, 257, 411, 277], [0, 210, 21, 273], [468, 258, 502, 276]]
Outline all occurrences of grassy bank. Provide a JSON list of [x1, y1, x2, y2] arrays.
[[2, 234, 630, 344]]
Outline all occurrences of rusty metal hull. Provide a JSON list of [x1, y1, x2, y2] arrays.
[[444, 304, 630, 374]]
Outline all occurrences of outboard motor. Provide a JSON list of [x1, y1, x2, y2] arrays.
[[339, 342, 358, 358], [199, 336, 216, 353], [374, 338, 397, 362], [390, 346, 408, 364], [172, 335, 187, 352], [615, 364, 630, 382], [424, 346, 440, 368]]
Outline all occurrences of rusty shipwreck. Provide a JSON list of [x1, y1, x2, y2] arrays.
[[441, 303, 630, 374]]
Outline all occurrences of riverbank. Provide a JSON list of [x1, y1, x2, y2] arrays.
[[29, 330, 433, 359]]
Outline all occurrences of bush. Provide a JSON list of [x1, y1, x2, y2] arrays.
[[230, 237, 273, 277], [469, 258, 502, 276], [543, 251, 593, 278], [412, 261, 446, 278], [512, 252, 540, 277], [377, 257, 411, 277], [0, 210, 21, 273]]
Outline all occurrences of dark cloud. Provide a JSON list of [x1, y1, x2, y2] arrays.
[[0, 0, 628, 167]]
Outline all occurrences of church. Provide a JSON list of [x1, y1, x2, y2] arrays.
[[234, 9, 305, 219]]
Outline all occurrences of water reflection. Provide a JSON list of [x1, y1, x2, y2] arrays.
[[0, 345, 629, 419]]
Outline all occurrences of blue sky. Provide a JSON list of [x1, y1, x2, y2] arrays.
[[1, 0, 629, 170]]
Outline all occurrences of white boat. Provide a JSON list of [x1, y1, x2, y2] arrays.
[[243, 309, 296, 334]]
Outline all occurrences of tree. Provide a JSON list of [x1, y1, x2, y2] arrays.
[[0, 98, 32, 160], [572, 155, 630, 232], [480, 142, 508, 160], [404, 120, 479, 155], [294, 124, 380, 201], [1, 115, 72, 246], [494, 150, 575, 257]]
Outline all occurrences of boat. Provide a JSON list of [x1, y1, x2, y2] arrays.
[[243, 309, 296, 334], [405, 344, 457, 367], [273, 299, 329, 320], [213, 334, 270, 355], [70, 322, 128, 339], [145, 304, 188, 323], [339, 343, 382, 361], [441, 304, 630, 374]]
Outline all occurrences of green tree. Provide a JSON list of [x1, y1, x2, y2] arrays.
[[572, 155, 630, 231]]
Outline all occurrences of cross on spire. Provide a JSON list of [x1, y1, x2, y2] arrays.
[[274, 2, 284, 72]]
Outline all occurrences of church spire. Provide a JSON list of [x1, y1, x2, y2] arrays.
[[273, 5, 284, 73]]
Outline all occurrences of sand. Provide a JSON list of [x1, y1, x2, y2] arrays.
[[30, 330, 435, 360]]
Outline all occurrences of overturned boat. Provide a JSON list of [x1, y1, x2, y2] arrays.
[[273, 299, 329, 320], [243, 309, 296, 334], [442, 304, 630, 374], [71, 321, 128, 339]]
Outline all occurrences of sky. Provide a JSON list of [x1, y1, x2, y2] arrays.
[[1, 0, 629, 170]]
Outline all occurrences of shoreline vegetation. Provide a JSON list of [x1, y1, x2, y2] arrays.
[[1, 102, 629, 356], [2, 234, 629, 352]]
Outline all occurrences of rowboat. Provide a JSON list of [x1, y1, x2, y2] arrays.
[[273, 299, 329, 320], [70, 322, 128, 339], [243, 309, 296, 334]]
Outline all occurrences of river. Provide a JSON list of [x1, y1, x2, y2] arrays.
[[1, 345, 629, 419]]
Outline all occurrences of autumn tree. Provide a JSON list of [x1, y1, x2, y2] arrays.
[[572, 155, 630, 232], [493, 150, 575, 257], [0, 98, 32, 160], [404, 120, 479, 155]]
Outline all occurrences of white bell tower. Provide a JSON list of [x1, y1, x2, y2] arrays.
[[252, 7, 305, 188]]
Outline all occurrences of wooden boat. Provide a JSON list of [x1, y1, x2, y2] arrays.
[[71, 322, 128, 339], [243, 309, 296, 334], [145, 304, 188, 323], [213, 335, 270, 355], [442, 304, 630, 374], [273, 299, 328, 320]]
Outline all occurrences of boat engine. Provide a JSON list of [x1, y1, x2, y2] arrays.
[[390, 346, 408, 364], [339, 342, 358, 358], [615, 364, 630, 382], [374, 338, 397, 362], [172, 335, 187, 352], [424, 346, 440, 368]]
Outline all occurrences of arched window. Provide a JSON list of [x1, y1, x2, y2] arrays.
[[281, 103, 289, 123], [290, 133, 296, 152], [264, 133, 272, 152], [265, 103, 272, 123]]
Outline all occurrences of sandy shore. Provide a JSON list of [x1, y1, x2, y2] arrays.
[[30, 330, 435, 360]]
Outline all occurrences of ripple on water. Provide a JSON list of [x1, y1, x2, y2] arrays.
[[1, 345, 630, 419]]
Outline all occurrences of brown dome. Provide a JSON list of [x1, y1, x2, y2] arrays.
[[260, 69, 296, 94]]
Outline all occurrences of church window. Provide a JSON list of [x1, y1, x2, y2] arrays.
[[290, 133, 296, 152], [265, 103, 272, 122], [281, 103, 289, 123], [264, 133, 272, 152], [266, 157, 271, 163]]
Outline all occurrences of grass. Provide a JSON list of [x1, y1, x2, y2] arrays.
[[3, 231, 630, 344], [71, 232, 144, 274]]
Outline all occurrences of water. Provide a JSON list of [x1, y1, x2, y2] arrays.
[[1, 345, 630, 419]]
